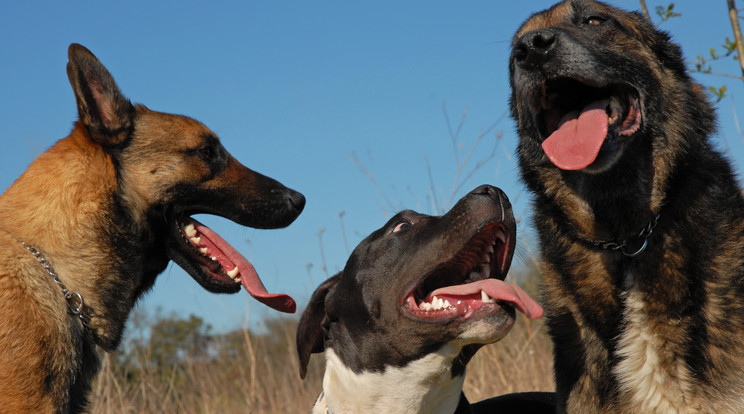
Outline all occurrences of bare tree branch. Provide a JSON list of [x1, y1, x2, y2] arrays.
[[639, 0, 651, 21], [727, 0, 744, 79]]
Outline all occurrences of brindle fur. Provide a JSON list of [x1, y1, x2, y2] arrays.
[[0, 44, 304, 413], [510, 1, 744, 412]]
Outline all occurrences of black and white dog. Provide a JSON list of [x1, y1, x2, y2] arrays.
[[297, 185, 553, 413]]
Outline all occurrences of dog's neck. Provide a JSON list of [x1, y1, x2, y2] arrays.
[[0, 129, 163, 349], [316, 345, 465, 414]]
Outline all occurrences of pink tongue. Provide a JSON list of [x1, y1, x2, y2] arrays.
[[428, 279, 543, 320], [192, 220, 296, 314], [541, 99, 609, 170]]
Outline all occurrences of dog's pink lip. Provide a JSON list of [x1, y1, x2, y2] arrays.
[[180, 217, 296, 313]]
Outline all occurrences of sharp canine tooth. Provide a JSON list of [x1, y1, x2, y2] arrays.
[[495, 230, 506, 244], [481, 290, 495, 303], [609, 96, 622, 124], [184, 223, 197, 238], [227, 266, 240, 279]]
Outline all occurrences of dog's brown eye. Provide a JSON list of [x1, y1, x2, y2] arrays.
[[392, 222, 412, 233], [585, 16, 606, 26], [197, 145, 215, 160]]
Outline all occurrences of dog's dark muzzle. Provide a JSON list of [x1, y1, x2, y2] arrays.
[[512, 29, 558, 70]]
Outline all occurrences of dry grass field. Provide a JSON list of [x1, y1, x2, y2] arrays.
[[90, 304, 554, 413]]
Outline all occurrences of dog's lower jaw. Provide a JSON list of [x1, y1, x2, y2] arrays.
[[317, 347, 465, 414]]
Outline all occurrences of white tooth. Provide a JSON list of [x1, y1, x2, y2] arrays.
[[421, 302, 432, 311], [495, 230, 506, 244], [235, 277, 241, 283], [184, 223, 197, 238], [190, 236, 201, 245], [227, 266, 240, 279], [211, 256, 218, 261], [200, 247, 209, 255], [482, 265, 491, 279], [481, 290, 495, 303], [444, 300, 452, 308]]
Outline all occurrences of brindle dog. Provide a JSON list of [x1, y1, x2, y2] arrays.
[[510, 1, 744, 412]]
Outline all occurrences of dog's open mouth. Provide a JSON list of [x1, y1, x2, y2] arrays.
[[537, 78, 642, 170], [401, 223, 542, 321], [173, 216, 295, 313]]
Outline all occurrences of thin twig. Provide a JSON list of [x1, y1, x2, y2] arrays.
[[639, 0, 651, 21], [728, 0, 744, 78]]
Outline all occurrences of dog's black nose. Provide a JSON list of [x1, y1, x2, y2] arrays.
[[513, 29, 557, 68], [471, 184, 500, 197], [287, 190, 306, 213]]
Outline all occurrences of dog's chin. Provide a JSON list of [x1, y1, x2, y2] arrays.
[[457, 305, 516, 344]]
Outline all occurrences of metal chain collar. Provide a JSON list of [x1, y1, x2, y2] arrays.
[[21, 242, 91, 331], [580, 214, 660, 258]]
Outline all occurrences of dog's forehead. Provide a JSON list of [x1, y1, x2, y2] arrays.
[[133, 106, 218, 148], [514, 0, 617, 39]]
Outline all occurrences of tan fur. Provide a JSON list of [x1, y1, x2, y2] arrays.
[[0, 44, 303, 413]]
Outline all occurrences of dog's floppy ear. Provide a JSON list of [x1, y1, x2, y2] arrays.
[[297, 273, 340, 379], [66, 43, 135, 148]]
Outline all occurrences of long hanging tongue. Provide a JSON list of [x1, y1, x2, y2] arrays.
[[427, 279, 543, 320], [192, 220, 296, 313], [541, 99, 609, 170]]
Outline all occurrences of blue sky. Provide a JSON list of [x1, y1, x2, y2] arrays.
[[2, 1, 743, 332]]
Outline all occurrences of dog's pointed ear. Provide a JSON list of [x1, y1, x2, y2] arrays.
[[66, 43, 135, 148], [297, 273, 340, 379]]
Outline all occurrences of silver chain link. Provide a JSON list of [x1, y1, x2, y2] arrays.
[[581, 214, 660, 257], [21, 242, 90, 330]]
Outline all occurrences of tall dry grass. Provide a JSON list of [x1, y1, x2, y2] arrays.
[[90, 313, 553, 413]]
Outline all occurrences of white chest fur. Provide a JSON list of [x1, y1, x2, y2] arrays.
[[613, 283, 696, 413], [316, 346, 464, 414]]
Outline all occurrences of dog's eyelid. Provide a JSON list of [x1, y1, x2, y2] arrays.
[[391, 221, 413, 233], [584, 15, 607, 26]]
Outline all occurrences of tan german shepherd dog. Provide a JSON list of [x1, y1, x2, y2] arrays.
[[510, 1, 744, 413], [0, 44, 305, 413]]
